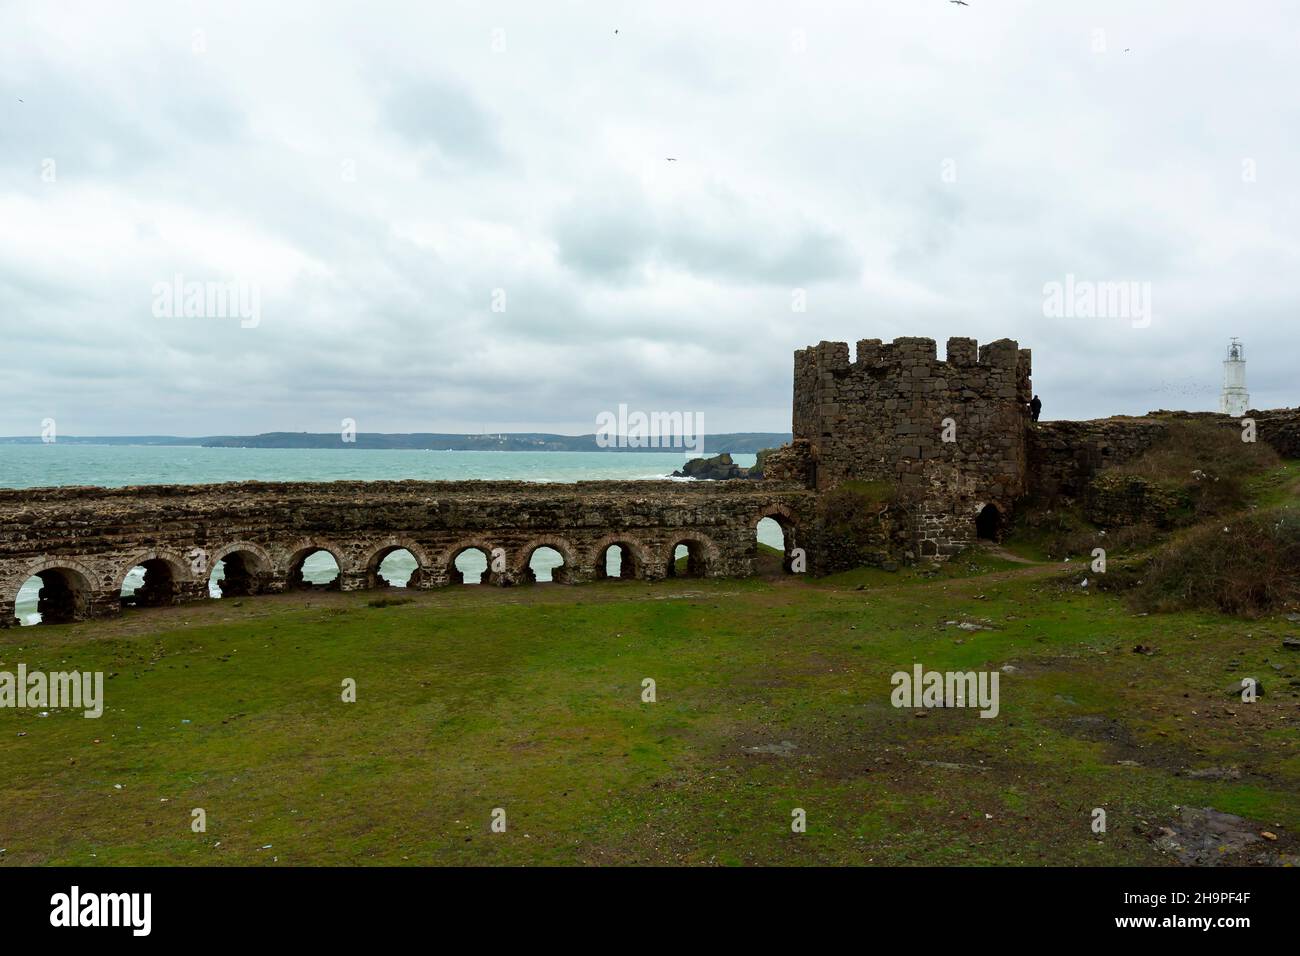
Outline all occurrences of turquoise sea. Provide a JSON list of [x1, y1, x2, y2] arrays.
[[2, 444, 776, 623], [0, 444, 742, 489]]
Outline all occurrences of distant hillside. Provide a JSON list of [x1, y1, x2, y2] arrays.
[[0, 432, 792, 454], [0, 436, 202, 446]]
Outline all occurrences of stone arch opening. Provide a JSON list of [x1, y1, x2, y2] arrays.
[[756, 509, 800, 574], [520, 546, 569, 584], [368, 547, 422, 589], [120, 558, 181, 608], [449, 546, 494, 586], [17, 567, 91, 625], [287, 547, 342, 591], [595, 542, 643, 581], [666, 539, 709, 578], [975, 503, 1002, 541], [210, 545, 272, 598]]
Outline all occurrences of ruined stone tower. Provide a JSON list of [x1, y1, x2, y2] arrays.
[[791, 335, 1033, 558]]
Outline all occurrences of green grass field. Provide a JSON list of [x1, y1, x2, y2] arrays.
[[2, 546, 1296, 866]]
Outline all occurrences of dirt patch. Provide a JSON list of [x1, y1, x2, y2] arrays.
[[1054, 714, 1199, 775], [1147, 806, 1297, 866], [743, 740, 799, 756]]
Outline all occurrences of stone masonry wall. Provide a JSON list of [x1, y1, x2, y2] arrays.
[[790, 335, 1033, 557], [9, 335, 1296, 626], [1028, 409, 1300, 504], [1251, 408, 1300, 459], [1027, 418, 1171, 501], [0, 480, 814, 627], [757, 439, 814, 486], [1083, 474, 1189, 529]]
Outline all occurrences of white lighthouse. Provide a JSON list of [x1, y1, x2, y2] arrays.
[[1220, 338, 1249, 417]]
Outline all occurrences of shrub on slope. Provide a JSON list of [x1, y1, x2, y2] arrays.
[[1129, 507, 1300, 617]]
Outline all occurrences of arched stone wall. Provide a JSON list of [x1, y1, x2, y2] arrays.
[[587, 535, 651, 581], [440, 538, 502, 586], [209, 541, 275, 597], [282, 539, 349, 592], [363, 537, 434, 589], [662, 532, 721, 578], [114, 548, 199, 608], [2, 557, 105, 625], [753, 504, 802, 574], [0, 479, 815, 627], [513, 538, 580, 585]]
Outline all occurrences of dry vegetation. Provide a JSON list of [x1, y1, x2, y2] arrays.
[[1010, 420, 1299, 616]]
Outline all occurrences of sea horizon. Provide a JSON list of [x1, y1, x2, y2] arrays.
[[0, 444, 758, 491]]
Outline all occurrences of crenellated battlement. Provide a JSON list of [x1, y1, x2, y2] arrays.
[[794, 336, 1031, 376]]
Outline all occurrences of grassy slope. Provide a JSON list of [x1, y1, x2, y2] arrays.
[[1, 553, 1297, 866]]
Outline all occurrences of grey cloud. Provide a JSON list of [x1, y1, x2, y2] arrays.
[[0, 1, 1297, 437], [552, 192, 657, 279], [553, 184, 858, 285], [384, 78, 503, 167]]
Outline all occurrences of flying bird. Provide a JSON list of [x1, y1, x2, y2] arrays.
[[950, 1, 969, 6]]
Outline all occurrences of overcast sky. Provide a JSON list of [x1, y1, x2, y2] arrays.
[[1, 1, 1297, 437]]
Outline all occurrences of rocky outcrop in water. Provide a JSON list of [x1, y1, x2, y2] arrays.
[[673, 453, 750, 480]]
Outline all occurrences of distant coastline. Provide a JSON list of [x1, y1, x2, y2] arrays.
[[0, 432, 790, 453]]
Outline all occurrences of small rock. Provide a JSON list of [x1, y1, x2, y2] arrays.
[[1261, 831, 1278, 841], [1225, 678, 1265, 698], [1182, 766, 1242, 781], [746, 741, 798, 756], [1282, 638, 1300, 651], [1152, 807, 1260, 866]]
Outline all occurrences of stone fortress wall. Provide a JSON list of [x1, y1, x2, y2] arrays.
[[789, 335, 1032, 557], [0, 480, 813, 626], [5, 332, 1297, 627], [778, 335, 1298, 561]]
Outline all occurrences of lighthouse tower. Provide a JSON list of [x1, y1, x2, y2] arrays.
[[1220, 338, 1249, 416]]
